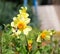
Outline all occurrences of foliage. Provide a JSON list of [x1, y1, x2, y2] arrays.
[[1, 7, 60, 54], [0, 1, 18, 24]]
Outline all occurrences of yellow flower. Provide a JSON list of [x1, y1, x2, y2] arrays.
[[18, 7, 29, 18], [11, 16, 30, 26], [19, 7, 27, 14], [41, 30, 50, 39], [11, 17, 31, 30], [28, 40, 33, 44], [17, 13, 29, 18], [28, 40, 33, 51], [11, 17, 30, 28], [11, 20, 32, 35], [11, 7, 32, 36], [37, 30, 54, 42]]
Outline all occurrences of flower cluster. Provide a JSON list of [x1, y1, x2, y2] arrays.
[[11, 7, 32, 36]]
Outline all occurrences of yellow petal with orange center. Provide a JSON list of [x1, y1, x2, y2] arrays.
[[17, 22, 26, 30], [41, 33, 46, 39]]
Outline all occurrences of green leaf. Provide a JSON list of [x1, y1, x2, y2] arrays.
[[36, 50, 40, 54]]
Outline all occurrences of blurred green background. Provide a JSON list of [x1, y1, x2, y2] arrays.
[[0, 0, 33, 24]]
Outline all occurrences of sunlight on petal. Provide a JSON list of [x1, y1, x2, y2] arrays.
[[23, 26, 32, 35]]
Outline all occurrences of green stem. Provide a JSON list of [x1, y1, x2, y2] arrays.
[[50, 35, 53, 54], [24, 35, 29, 54]]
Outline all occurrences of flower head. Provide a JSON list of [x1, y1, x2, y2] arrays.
[[28, 40, 33, 44], [19, 7, 27, 13], [17, 21, 26, 30], [28, 40, 33, 51], [37, 30, 55, 42], [18, 7, 29, 18], [11, 7, 32, 36]]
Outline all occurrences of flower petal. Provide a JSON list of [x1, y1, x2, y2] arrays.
[[16, 30, 21, 35], [13, 17, 17, 21], [11, 22, 14, 27], [45, 35, 50, 40], [25, 18, 30, 24], [23, 26, 32, 35], [12, 28, 16, 32], [37, 36, 41, 42], [21, 7, 27, 10]]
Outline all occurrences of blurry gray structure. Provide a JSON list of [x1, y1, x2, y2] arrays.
[[52, 0, 60, 4], [33, 5, 60, 31], [38, 0, 60, 5]]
